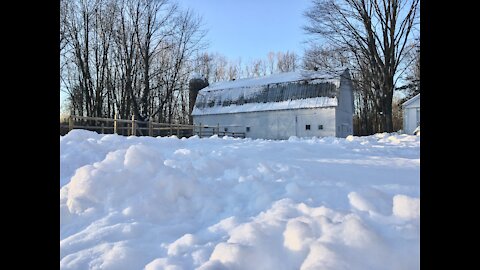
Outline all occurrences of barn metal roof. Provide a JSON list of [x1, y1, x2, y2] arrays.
[[192, 68, 349, 116]]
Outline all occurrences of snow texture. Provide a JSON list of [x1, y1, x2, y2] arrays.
[[193, 97, 338, 115], [60, 130, 419, 270]]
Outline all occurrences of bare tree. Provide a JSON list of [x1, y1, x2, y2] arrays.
[[396, 40, 420, 100], [191, 49, 299, 83], [304, 0, 420, 132], [226, 59, 240, 80], [267, 51, 276, 75], [134, 0, 177, 121], [392, 96, 403, 131], [277, 51, 298, 72], [62, 0, 95, 117], [151, 9, 206, 123], [213, 53, 228, 82], [251, 59, 266, 77], [194, 52, 214, 81], [61, 0, 206, 127], [303, 45, 349, 70]]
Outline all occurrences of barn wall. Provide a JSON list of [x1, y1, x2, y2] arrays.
[[294, 108, 336, 138], [334, 74, 354, 137], [193, 107, 336, 140]]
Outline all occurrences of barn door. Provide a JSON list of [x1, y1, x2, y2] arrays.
[[296, 113, 315, 138]]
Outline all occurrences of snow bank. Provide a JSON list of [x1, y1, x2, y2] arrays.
[[60, 130, 420, 269], [393, 195, 420, 219]]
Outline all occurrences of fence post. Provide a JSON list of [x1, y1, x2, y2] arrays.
[[216, 123, 219, 135], [177, 124, 180, 137], [131, 114, 136, 136], [113, 113, 117, 134], [199, 123, 202, 138], [170, 124, 173, 136], [68, 116, 73, 131], [149, 120, 153, 137], [101, 122, 104, 134]]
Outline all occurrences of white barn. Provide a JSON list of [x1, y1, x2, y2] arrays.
[[402, 94, 420, 135], [192, 68, 354, 139]]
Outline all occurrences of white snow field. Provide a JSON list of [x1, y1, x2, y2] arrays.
[[60, 130, 420, 270]]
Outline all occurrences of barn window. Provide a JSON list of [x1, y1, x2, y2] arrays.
[[306, 125, 311, 130], [318, 125, 323, 130], [246, 127, 250, 132]]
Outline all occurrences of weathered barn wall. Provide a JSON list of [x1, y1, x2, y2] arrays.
[[193, 107, 336, 140]]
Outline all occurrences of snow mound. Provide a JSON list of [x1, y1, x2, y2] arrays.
[[60, 130, 419, 269], [393, 194, 420, 219]]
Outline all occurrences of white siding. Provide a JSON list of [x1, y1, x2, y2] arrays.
[[403, 107, 420, 134], [403, 95, 420, 134], [193, 107, 336, 140]]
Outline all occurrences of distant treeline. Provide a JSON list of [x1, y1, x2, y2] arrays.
[[61, 0, 207, 124]]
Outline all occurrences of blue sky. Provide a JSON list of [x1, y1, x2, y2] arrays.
[[179, 0, 312, 61]]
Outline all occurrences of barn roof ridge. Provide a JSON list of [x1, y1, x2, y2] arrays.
[[201, 68, 349, 92]]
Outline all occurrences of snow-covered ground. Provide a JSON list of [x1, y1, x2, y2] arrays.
[[60, 130, 420, 270]]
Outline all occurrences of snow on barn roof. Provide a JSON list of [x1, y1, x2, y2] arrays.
[[192, 68, 348, 115]]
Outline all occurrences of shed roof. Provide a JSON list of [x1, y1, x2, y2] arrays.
[[402, 93, 420, 107], [192, 68, 349, 116]]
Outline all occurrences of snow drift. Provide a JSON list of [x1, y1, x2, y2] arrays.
[[60, 130, 420, 269]]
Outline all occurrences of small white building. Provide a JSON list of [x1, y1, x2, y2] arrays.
[[192, 68, 354, 139], [402, 94, 420, 134]]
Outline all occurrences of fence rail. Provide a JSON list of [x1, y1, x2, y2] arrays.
[[60, 115, 246, 139]]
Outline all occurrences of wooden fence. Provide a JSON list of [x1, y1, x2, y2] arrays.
[[60, 115, 246, 139]]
